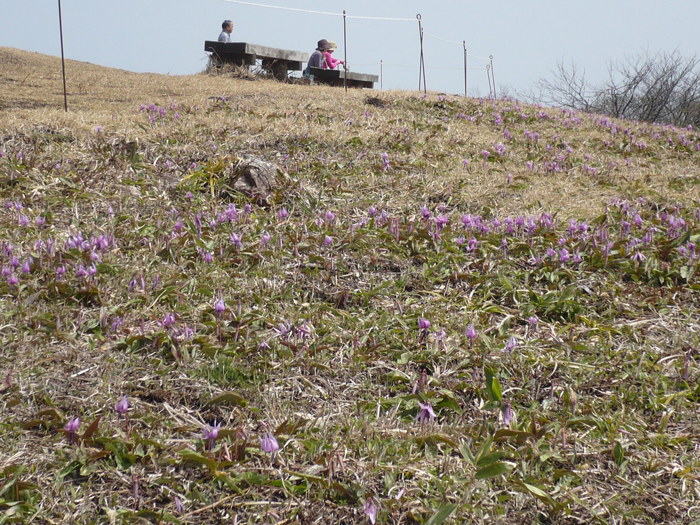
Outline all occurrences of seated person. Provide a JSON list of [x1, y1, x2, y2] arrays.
[[305, 39, 331, 77], [218, 20, 234, 42], [322, 41, 345, 70]]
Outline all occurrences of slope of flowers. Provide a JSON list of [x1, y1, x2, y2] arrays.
[[1, 60, 699, 524]]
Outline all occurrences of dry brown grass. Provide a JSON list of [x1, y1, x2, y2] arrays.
[[3, 46, 698, 221]]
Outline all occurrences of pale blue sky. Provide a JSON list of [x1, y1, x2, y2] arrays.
[[2, 0, 699, 96]]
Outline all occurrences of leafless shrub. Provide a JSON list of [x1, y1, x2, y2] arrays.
[[528, 50, 700, 127]]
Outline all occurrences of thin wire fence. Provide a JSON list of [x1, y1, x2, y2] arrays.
[[217, 0, 415, 21], [354, 62, 487, 72]]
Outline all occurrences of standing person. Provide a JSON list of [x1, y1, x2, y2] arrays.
[[304, 39, 331, 78], [218, 20, 234, 42], [322, 41, 345, 70]]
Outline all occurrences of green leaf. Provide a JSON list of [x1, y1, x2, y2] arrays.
[[135, 510, 162, 521], [424, 503, 457, 525], [476, 451, 503, 467], [202, 392, 247, 408], [21, 419, 46, 430], [282, 468, 326, 485], [58, 460, 83, 479], [474, 436, 493, 465], [498, 269, 514, 291], [459, 442, 475, 465], [213, 471, 244, 494], [330, 481, 359, 504], [415, 434, 460, 448], [81, 416, 101, 442], [485, 367, 502, 403], [491, 377, 502, 403], [0, 465, 25, 499], [513, 480, 556, 507], [474, 461, 513, 479], [177, 449, 216, 470], [493, 429, 535, 444], [613, 441, 624, 466]]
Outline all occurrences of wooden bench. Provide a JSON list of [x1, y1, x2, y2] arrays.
[[205, 41, 309, 81], [309, 67, 379, 89]]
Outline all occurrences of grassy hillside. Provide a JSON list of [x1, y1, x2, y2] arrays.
[[1, 47, 699, 524]]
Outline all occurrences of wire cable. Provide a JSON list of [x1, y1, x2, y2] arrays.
[[324, 62, 485, 71], [217, 0, 416, 21], [423, 32, 490, 60], [424, 32, 462, 46]]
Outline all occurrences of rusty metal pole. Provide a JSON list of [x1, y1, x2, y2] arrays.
[[417, 14, 426, 93], [463, 41, 467, 98], [57, 0, 68, 111], [343, 10, 347, 92], [486, 64, 492, 98]]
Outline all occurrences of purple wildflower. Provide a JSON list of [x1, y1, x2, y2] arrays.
[[502, 400, 513, 426], [203, 421, 220, 451], [214, 296, 226, 317], [632, 251, 646, 263], [161, 313, 176, 328], [65, 417, 80, 444], [259, 431, 280, 455], [115, 396, 129, 418], [381, 152, 391, 171], [111, 316, 123, 332], [415, 399, 437, 428], [363, 497, 378, 524], [230, 232, 243, 250], [274, 321, 293, 341], [465, 324, 477, 343]]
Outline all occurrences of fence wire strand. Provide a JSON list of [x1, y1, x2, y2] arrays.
[[350, 62, 487, 71], [423, 32, 490, 60], [424, 32, 461, 46], [218, 0, 415, 20]]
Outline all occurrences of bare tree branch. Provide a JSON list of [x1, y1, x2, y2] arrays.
[[523, 50, 700, 127]]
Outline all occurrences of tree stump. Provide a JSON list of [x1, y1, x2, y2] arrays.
[[224, 156, 281, 204]]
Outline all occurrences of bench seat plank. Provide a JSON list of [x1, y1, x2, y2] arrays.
[[205, 41, 308, 63], [309, 67, 378, 89]]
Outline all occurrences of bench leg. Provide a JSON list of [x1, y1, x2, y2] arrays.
[[262, 59, 289, 81]]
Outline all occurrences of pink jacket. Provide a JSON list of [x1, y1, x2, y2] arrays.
[[322, 51, 344, 70]]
